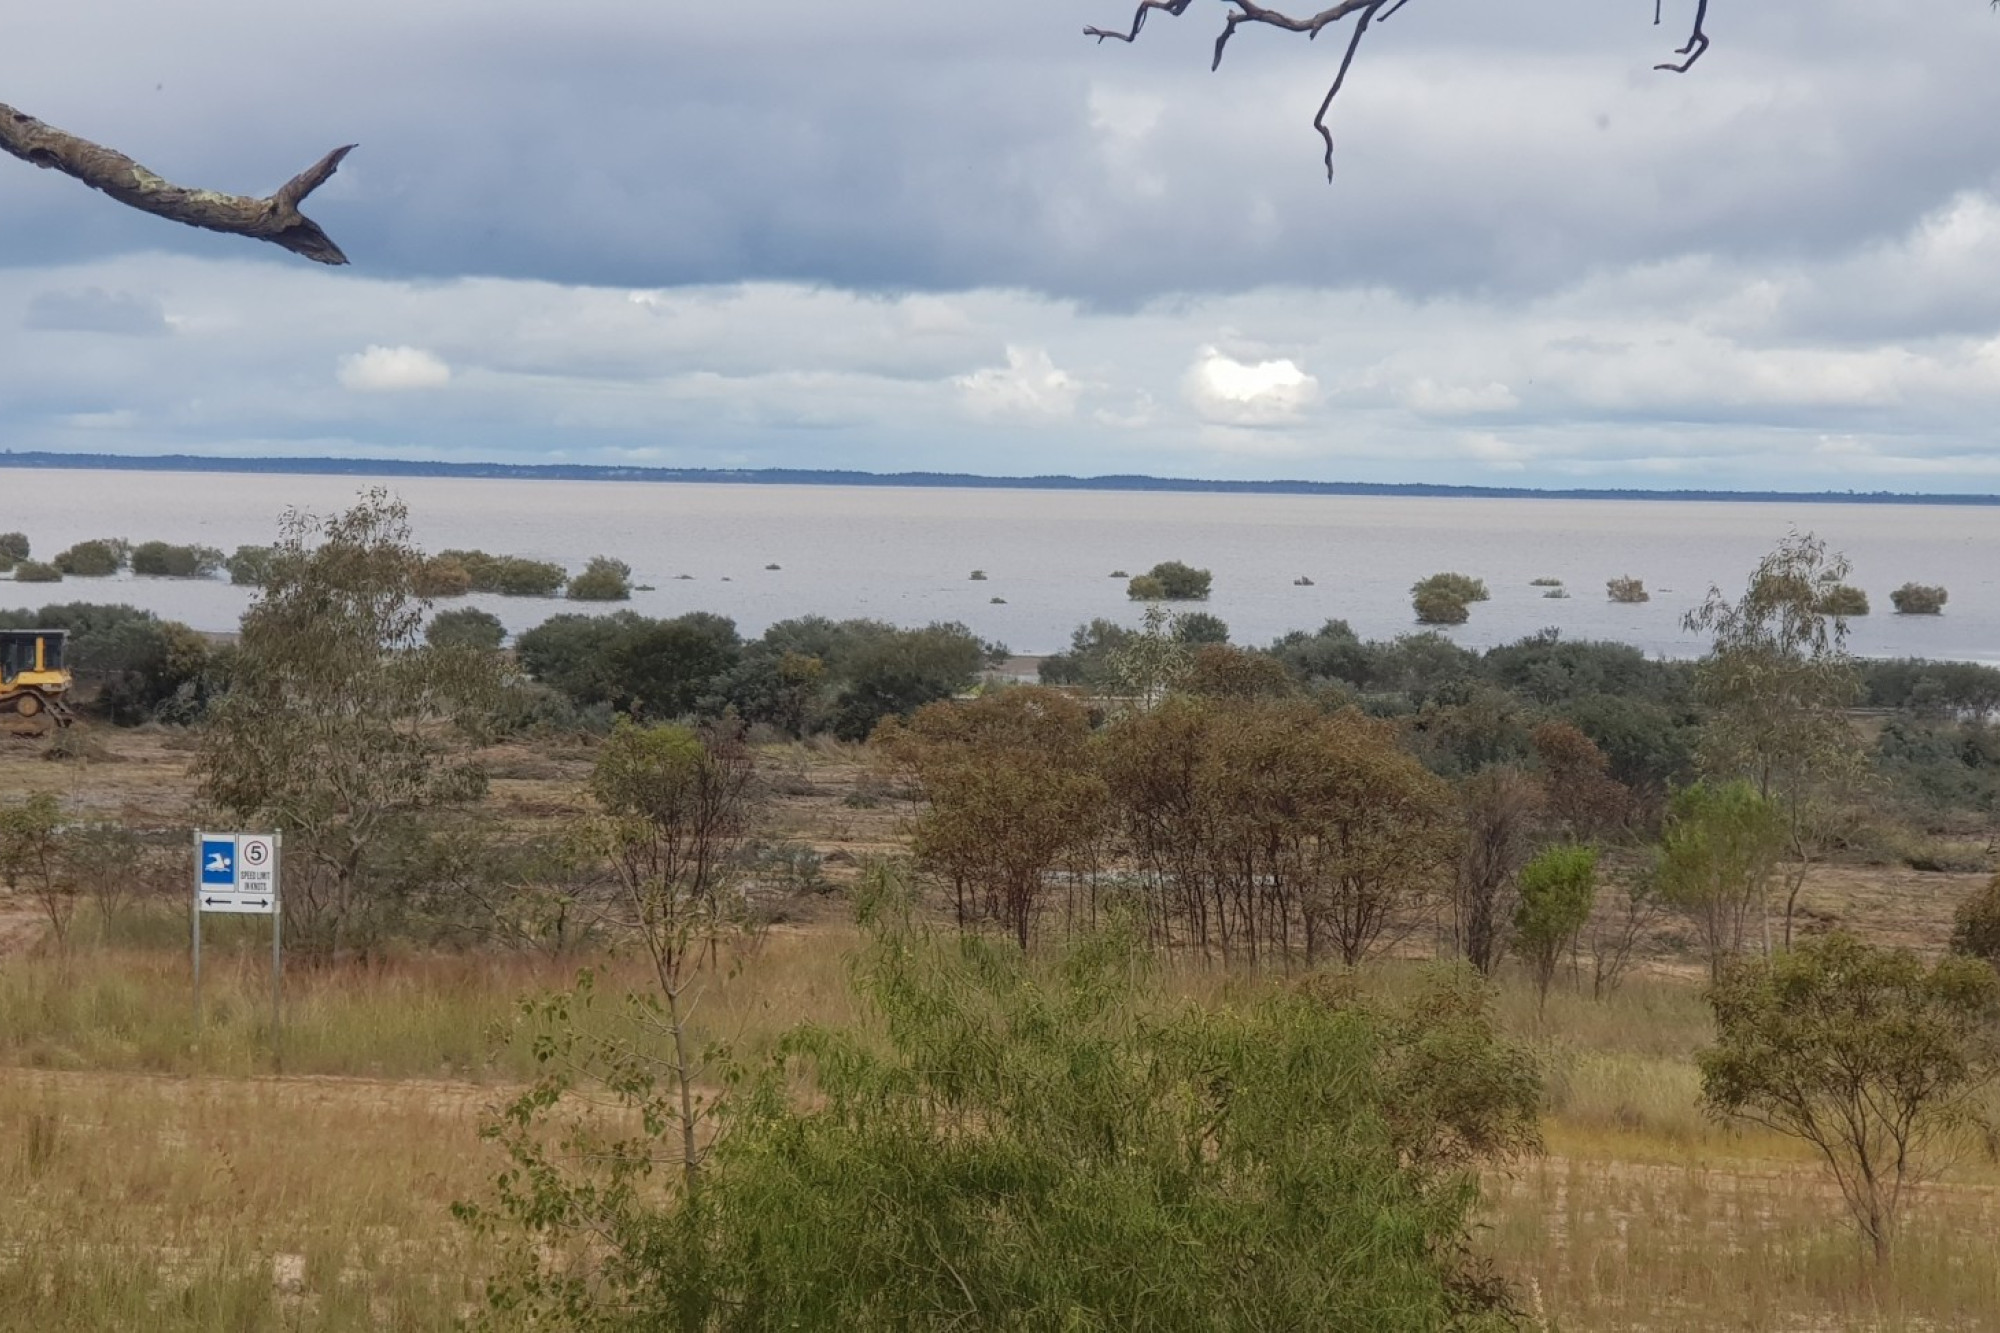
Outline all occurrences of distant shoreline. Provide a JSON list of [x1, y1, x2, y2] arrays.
[[3, 450, 1998, 507]]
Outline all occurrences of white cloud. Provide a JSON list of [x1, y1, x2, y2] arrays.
[[1185, 349, 1318, 425], [954, 346, 1081, 419], [337, 345, 452, 392]]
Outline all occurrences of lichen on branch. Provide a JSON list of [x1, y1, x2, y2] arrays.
[[0, 101, 354, 264]]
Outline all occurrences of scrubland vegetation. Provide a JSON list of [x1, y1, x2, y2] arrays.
[[3, 499, 2000, 1329]]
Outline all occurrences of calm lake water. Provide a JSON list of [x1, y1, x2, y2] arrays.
[[2, 468, 1995, 661]]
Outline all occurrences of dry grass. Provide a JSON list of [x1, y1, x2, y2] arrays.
[[5, 723, 2000, 1329], [0, 1067, 504, 1331]]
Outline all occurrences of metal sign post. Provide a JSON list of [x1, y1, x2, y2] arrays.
[[192, 830, 284, 1068]]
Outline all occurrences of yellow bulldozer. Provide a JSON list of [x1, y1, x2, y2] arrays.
[[0, 629, 76, 729]]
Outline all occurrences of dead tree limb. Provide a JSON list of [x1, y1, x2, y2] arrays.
[[0, 102, 354, 265], [1086, 2, 1721, 177]]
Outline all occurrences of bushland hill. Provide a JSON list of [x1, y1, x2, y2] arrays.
[[2, 495, 1999, 1330]]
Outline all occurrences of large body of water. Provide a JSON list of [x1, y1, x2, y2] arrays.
[[2, 468, 1995, 661]]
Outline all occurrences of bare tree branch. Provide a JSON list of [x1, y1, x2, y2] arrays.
[[1652, 0, 1712, 73], [1086, 1, 1723, 176], [0, 102, 354, 265]]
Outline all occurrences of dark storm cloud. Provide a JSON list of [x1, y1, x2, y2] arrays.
[[3, 0, 1998, 303]]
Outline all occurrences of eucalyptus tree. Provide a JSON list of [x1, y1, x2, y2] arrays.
[[196, 491, 504, 956], [1683, 532, 1867, 950]]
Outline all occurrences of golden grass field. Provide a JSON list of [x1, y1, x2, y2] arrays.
[[1, 724, 1996, 1331]]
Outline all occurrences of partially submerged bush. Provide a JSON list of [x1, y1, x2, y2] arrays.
[[438, 549, 569, 597], [12, 561, 60, 583], [413, 554, 473, 598], [1414, 572, 1490, 604], [1529, 577, 1562, 587], [0, 533, 28, 563], [1606, 576, 1649, 603], [1815, 583, 1870, 617], [566, 556, 633, 602], [1126, 560, 1211, 601], [1891, 583, 1948, 615], [130, 541, 223, 578], [52, 540, 124, 577], [1413, 587, 1471, 625], [227, 544, 279, 586]]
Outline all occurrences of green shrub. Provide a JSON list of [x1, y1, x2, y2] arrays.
[[413, 555, 473, 598], [0, 533, 28, 563], [130, 541, 223, 578], [969, 569, 987, 581], [226, 544, 279, 586], [12, 561, 61, 583], [1414, 572, 1490, 604], [52, 540, 123, 577], [469, 898, 1541, 1330], [1529, 577, 1562, 587], [1950, 875, 2000, 966], [1815, 583, 1870, 616], [566, 556, 632, 602], [1413, 587, 1470, 625], [426, 607, 506, 651], [495, 558, 566, 596], [1891, 583, 1948, 615], [1605, 576, 1648, 603], [1515, 843, 1598, 1011], [1127, 560, 1211, 601], [437, 549, 568, 597]]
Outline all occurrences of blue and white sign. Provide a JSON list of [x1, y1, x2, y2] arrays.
[[201, 837, 237, 886], [194, 832, 279, 915]]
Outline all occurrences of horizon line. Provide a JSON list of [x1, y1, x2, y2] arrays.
[[4, 449, 1998, 507]]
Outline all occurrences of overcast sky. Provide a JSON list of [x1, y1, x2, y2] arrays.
[[4, 0, 1999, 490]]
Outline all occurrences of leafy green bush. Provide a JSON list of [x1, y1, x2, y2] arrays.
[[566, 556, 633, 602], [437, 548, 567, 597], [467, 894, 1541, 1330], [1815, 583, 1870, 616], [413, 554, 473, 597], [1950, 875, 2000, 967], [1891, 583, 1948, 615], [130, 541, 223, 578], [1127, 560, 1211, 601], [0, 533, 27, 563], [11, 561, 60, 584], [1415, 572, 1490, 603], [1514, 844, 1598, 1011], [1605, 576, 1648, 603], [1863, 659, 2000, 715], [1413, 587, 1470, 625], [226, 544, 279, 587], [52, 540, 124, 577], [426, 607, 506, 651], [0, 602, 217, 723]]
